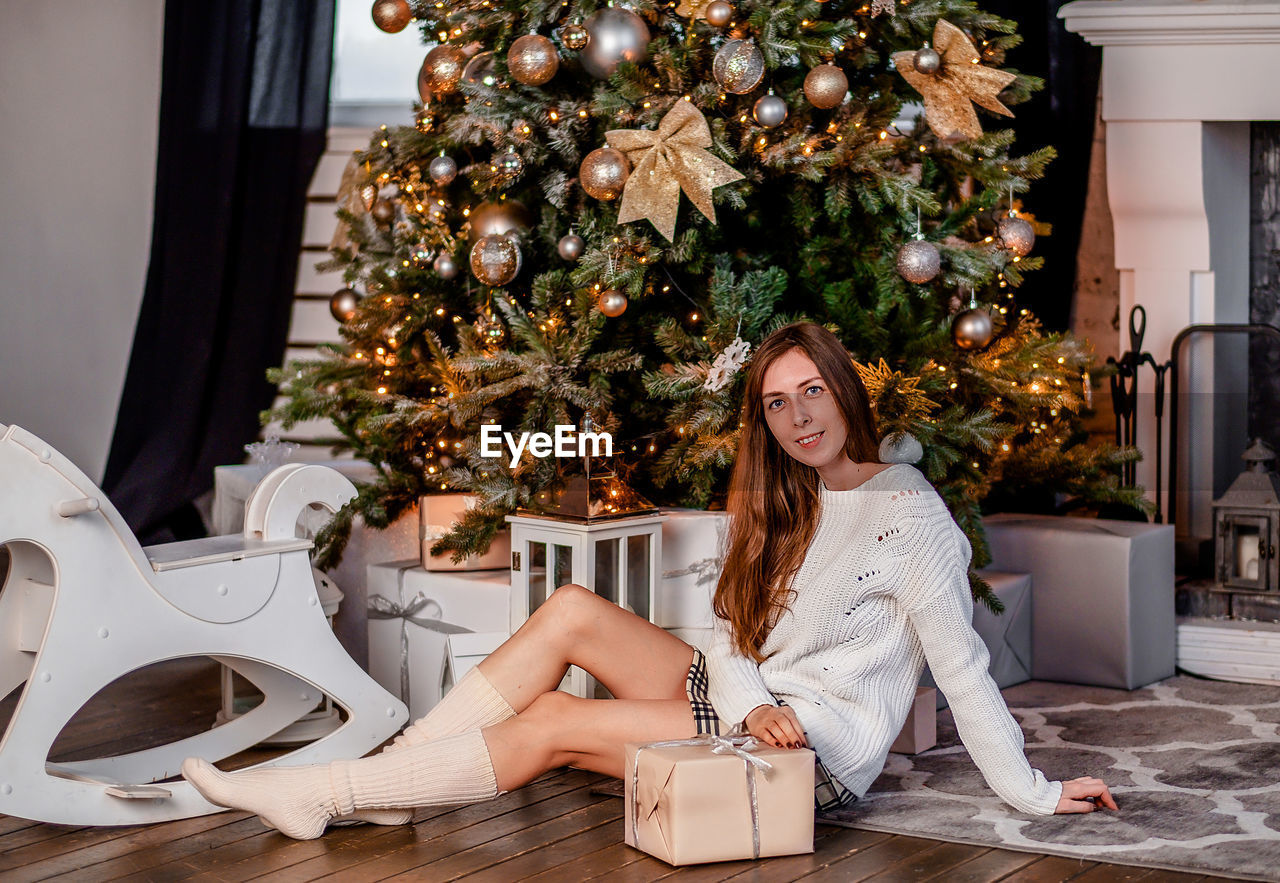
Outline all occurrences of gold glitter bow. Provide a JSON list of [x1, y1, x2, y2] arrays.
[[605, 100, 744, 242], [892, 20, 1017, 141]]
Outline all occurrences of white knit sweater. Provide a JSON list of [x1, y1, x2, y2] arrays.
[[705, 463, 1063, 815]]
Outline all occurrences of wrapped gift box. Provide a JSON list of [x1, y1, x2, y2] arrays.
[[367, 560, 511, 721], [625, 737, 814, 866], [890, 686, 937, 754], [982, 514, 1175, 689], [419, 494, 511, 572], [213, 461, 419, 668], [659, 509, 730, 629], [921, 569, 1032, 708]]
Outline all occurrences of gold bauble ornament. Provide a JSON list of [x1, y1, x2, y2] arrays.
[[952, 306, 994, 350], [409, 241, 433, 267], [462, 50, 498, 87], [804, 64, 848, 109], [468, 200, 533, 243], [420, 44, 466, 95], [561, 23, 589, 51], [470, 234, 523, 286], [579, 147, 631, 201], [997, 214, 1035, 257], [329, 288, 360, 322], [580, 8, 650, 79], [704, 0, 734, 27], [598, 289, 628, 317], [371, 0, 412, 33], [712, 39, 765, 94], [891, 20, 1017, 141], [508, 34, 560, 86], [434, 253, 458, 279]]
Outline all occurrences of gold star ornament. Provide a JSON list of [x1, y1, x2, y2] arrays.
[[605, 100, 744, 242], [892, 20, 1017, 142]]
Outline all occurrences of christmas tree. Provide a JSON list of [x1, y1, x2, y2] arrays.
[[270, 0, 1148, 610]]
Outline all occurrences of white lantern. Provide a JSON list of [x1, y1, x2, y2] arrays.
[[507, 474, 666, 698]]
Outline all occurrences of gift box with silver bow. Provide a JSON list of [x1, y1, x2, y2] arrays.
[[366, 560, 511, 720], [624, 734, 814, 866]]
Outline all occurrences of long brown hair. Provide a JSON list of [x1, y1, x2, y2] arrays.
[[714, 322, 880, 661]]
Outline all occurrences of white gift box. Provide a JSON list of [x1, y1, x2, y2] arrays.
[[419, 494, 511, 572], [659, 509, 730, 629], [366, 560, 511, 721], [982, 514, 1175, 689]]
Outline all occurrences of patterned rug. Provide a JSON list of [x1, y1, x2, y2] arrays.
[[822, 676, 1280, 881]]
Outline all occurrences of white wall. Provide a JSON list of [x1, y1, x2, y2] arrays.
[[0, 0, 164, 482]]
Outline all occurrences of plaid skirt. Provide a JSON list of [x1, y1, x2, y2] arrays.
[[685, 648, 857, 812]]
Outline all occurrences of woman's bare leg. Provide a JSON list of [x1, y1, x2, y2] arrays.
[[477, 584, 695, 711], [482, 691, 698, 790]]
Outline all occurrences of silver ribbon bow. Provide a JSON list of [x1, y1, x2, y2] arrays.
[[630, 733, 774, 860], [367, 587, 473, 705]]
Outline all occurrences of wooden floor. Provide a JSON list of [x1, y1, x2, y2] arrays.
[[0, 658, 1218, 882]]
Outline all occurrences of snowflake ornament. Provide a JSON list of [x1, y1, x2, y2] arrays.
[[703, 336, 752, 393]]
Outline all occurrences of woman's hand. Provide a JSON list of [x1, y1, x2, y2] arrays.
[[744, 704, 807, 749], [1054, 777, 1119, 814]]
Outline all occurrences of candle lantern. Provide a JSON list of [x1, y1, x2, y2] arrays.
[[1212, 438, 1280, 593], [507, 448, 665, 697]]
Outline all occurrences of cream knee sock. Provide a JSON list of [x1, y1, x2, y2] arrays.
[[182, 730, 499, 841], [262, 665, 515, 831]]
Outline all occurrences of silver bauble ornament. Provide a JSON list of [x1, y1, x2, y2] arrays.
[[434, 253, 458, 279], [895, 239, 941, 284], [468, 200, 533, 243], [580, 8, 650, 79], [329, 288, 360, 322], [952, 307, 994, 350], [878, 431, 924, 465], [370, 198, 396, 225], [712, 39, 765, 94], [561, 23, 590, 51], [557, 233, 585, 261], [704, 0, 734, 27], [598, 289, 628, 317], [494, 151, 523, 176], [752, 93, 788, 128], [476, 314, 506, 344], [428, 154, 457, 185], [470, 234, 523, 286], [913, 46, 942, 74], [421, 44, 467, 95], [508, 34, 560, 86], [804, 64, 848, 109], [997, 215, 1035, 257], [579, 147, 630, 201], [371, 0, 412, 33], [462, 50, 498, 87]]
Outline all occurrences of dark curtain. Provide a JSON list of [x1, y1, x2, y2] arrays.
[[104, 0, 335, 544], [985, 0, 1102, 332]]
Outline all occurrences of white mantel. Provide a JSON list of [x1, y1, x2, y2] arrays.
[[1062, 0, 1280, 536]]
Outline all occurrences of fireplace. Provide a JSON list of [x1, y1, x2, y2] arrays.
[[1062, 0, 1280, 682]]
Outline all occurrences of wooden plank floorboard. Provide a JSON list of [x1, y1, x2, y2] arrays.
[[522, 840, 649, 881], [1005, 854, 1102, 881], [934, 846, 1043, 882], [703, 827, 888, 882], [793, 834, 949, 882], [862, 839, 992, 881], [437, 801, 623, 882]]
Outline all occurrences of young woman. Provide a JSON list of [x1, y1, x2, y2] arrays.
[[182, 321, 1116, 839]]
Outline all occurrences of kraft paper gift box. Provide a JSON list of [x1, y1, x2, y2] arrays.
[[419, 494, 511, 572], [982, 514, 1175, 690], [658, 509, 730, 629], [921, 569, 1033, 708], [624, 737, 815, 866], [366, 560, 511, 720]]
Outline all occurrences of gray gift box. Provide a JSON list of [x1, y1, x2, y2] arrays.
[[923, 569, 1032, 709], [982, 514, 1175, 690]]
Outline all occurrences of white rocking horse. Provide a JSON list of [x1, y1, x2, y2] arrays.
[[0, 423, 408, 826]]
